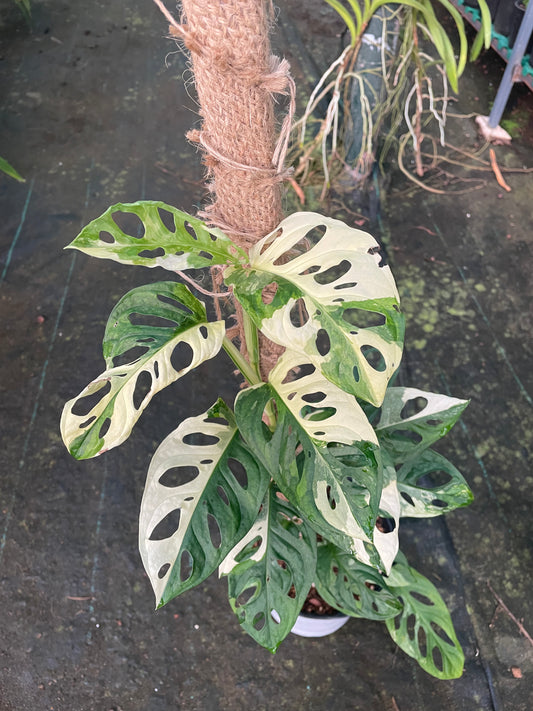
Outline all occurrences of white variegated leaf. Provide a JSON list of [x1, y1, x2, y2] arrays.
[[60, 282, 224, 459], [139, 401, 270, 606], [225, 212, 404, 406]]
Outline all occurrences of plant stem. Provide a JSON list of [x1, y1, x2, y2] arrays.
[[222, 335, 262, 386], [242, 309, 261, 379]]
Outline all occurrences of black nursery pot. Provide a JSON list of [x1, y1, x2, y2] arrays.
[[508, 1, 533, 52]]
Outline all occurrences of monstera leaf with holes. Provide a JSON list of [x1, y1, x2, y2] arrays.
[[315, 542, 402, 620], [61, 282, 225, 459], [385, 552, 465, 679], [235, 349, 384, 556], [139, 400, 270, 606], [375, 386, 469, 465], [60, 202, 471, 679], [226, 212, 404, 407], [220, 482, 317, 652], [67, 200, 247, 271]]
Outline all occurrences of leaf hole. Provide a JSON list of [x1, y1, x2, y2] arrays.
[[235, 585, 257, 607], [298, 264, 321, 276], [112, 210, 145, 238], [304, 224, 327, 246], [416, 470, 452, 489], [289, 298, 309, 328], [406, 613, 417, 641], [430, 499, 448, 508], [98, 418, 111, 439], [182, 432, 220, 446], [400, 491, 415, 506], [313, 260, 351, 285], [376, 516, 396, 533], [261, 282, 278, 305], [180, 550, 193, 582], [253, 612, 266, 631], [281, 363, 315, 384], [418, 626, 428, 657], [400, 396, 428, 420], [300, 404, 336, 422], [315, 328, 330, 356], [207, 513, 222, 549], [112, 345, 149, 367], [227, 457, 248, 489], [334, 282, 358, 290], [217, 485, 230, 506], [199, 325, 208, 339], [184, 221, 198, 240], [137, 247, 165, 259], [79, 416, 96, 429], [410, 591, 434, 606], [71, 381, 111, 416], [342, 308, 386, 328], [326, 485, 337, 510], [99, 230, 115, 244], [301, 391, 326, 404], [361, 345, 386, 372], [149, 508, 181, 541], [158, 465, 199, 487], [368, 244, 387, 268], [259, 227, 283, 255], [432, 645, 444, 672], [430, 621, 455, 647], [353, 365, 360, 382], [389, 429, 423, 445], [133, 370, 152, 410], [157, 207, 176, 232], [198, 250, 213, 261], [234, 536, 262, 564], [129, 312, 178, 329], [170, 341, 194, 373], [157, 563, 171, 579], [157, 293, 193, 314]]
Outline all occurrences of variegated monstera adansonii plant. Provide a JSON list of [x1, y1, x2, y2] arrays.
[[60, 204, 472, 679]]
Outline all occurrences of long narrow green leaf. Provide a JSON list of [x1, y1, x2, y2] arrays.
[[139, 400, 270, 606], [0, 156, 25, 182], [67, 200, 246, 270], [61, 282, 225, 459], [221, 482, 317, 652], [325, 0, 358, 46]]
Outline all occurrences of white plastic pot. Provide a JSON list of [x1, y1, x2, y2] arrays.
[[290, 611, 350, 638], [272, 609, 350, 637]]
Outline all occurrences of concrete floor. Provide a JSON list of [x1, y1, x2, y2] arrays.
[[1, 1, 532, 709]]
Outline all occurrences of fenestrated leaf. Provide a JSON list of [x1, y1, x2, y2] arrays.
[[235, 351, 383, 555], [220, 482, 317, 653], [225, 212, 404, 407], [60, 282, 225, 459], [385, 553, 465, 679], [351, 452, 400, 575], [315, 542, 402, 620], [397, 448, 473, 518], [375, 387, 469, 465], [66, 200, 246, 270], [139, 400, 270, 607]]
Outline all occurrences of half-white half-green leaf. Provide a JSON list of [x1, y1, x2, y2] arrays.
[[225, 212, 404, 406], [376, 386, 469, 465], [60, 282, 224, 459], [221, 482, 317, 653], [66, 200, 246, 270], [235, 350, 383, 554], [139, 400, 270, 607]]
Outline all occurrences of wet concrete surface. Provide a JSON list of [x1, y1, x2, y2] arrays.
[[1, 1, 532, 709]]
